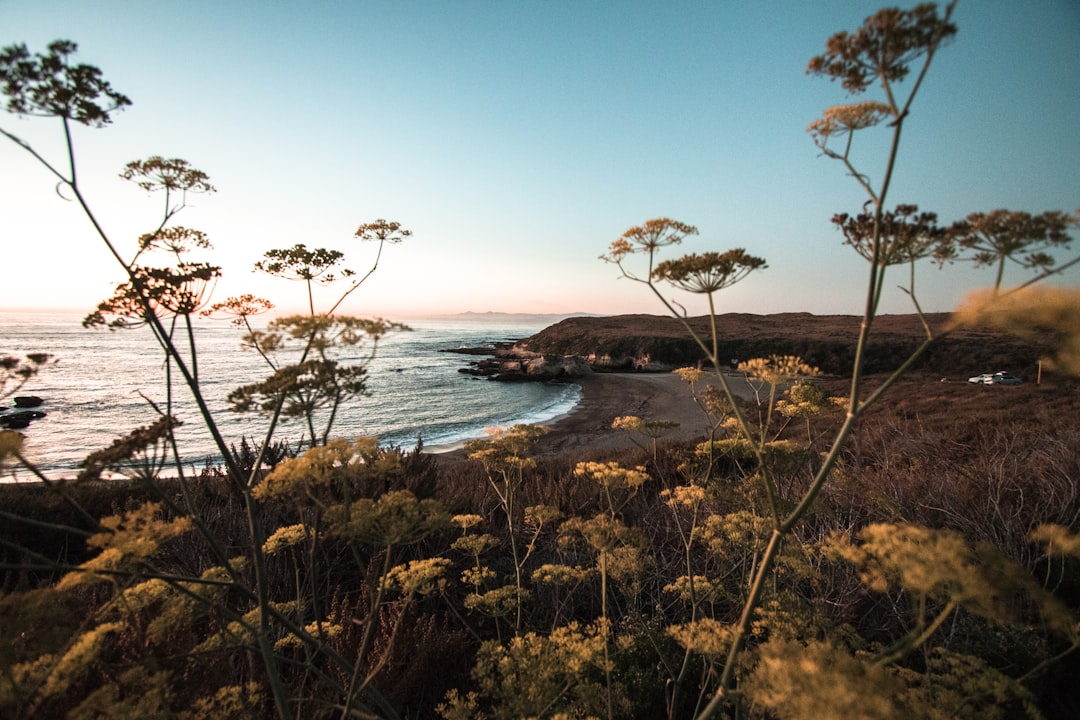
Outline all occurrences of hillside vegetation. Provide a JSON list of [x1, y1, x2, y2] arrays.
[[521, 312, 1044, 377]]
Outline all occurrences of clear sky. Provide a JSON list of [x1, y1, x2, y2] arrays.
[[1, 1, 1077, 319]]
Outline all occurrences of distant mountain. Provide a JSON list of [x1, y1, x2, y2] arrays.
[[428, 311, 606, 324]]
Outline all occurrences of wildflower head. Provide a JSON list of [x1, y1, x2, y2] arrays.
[[611, 415, 644, 433], [1030, 524, 1080, 561], [662, 484, 708, 510], [387, 558, 451, 596], [652, 249, 767, 294], [826, 523, 1008, 620], [58, 502, 193, 589], [464, 424, 548, 473], [832, 204, 950, 266], [951, 208, 1076, 276], [667, 617, 734, 657], [354, 219, 412, 244], [121, 156, 215, 194], [560, 514, 644, 558], [807, 101, 892, 149], [673, 366, 705, 384], [524, 503, 562, 528], [77, 415, 179, 482], [663, 575, 722, 604], [604, 218, 695, 268], [452, 532, 499, 556], [255, 244, 354, 284], [806, 4, 958, 94], [776, 382, 836, 419], [738, 355, 820, 385], [203, 294, 275, 325], [451, 514, 484, 532], [137, 226, 212, 255], [0, 39, 131, 125], [263, 524, 308, 555], [611, 415, 679, 438], [574, 461, 650, 492], [324, 489, 449, 547], [602, 218, 698, 262], [532, 563, 589, 586], [252, 437, 380, 503], [464, 585, 526, 618], [83, 262, 221, 329]]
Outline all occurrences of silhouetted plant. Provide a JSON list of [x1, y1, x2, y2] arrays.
[[4, 5, 1080, 719], [0, 353, 54, 399], [950, 210, 1077, 290], [229, 315, 406, 447], [1, 36, 411, 720], [603, 3, 1080, 719], [465, 424, 550, 634]]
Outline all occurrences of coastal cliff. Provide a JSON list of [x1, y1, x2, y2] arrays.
[[508, 313, 1044, 378]]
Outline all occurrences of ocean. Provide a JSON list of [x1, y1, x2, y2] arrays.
[[0, 312, 581, 481]]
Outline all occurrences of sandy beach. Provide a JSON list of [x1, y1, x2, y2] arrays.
[[523, 371, 763, 457], [429, 369, 765, 462]]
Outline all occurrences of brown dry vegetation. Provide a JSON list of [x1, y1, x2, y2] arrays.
[[3, 348, 1078, 718], [523, 312, 1045, 377]]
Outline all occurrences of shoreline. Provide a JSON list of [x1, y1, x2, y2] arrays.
[[531, 372, 709, 456], [2, 372, 739, 483], [431, 371, 744, 462]]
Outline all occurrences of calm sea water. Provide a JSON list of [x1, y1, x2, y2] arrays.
[[1, 312, 580, 480]]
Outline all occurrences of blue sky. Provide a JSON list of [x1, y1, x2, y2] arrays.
[[1, 1, 1077, 319]]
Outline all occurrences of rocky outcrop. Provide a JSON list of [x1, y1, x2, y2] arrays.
[[445, 312, 1045, 382], [13, 396, 44, 408], [457, 350, 591, 382], [505, 354, 592, 380], [0, 409, 46, 429]]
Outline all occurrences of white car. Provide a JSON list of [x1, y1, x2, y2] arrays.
[[968, 372, 1022, 385]]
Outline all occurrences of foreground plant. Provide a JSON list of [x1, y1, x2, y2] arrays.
[[604, 3, 1079, 718], [4, 6, 1080, 719], [1, 38, 410, 719]]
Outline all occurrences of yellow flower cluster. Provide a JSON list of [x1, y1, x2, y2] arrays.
[[42, 621, 124, 696], [464, 585, 524, 618], [531, 563, 590, 586], [661, 484, 708, 509], [807, 101, 893, 146], [738, 355, 821, 384], [663, 575, 722, 604], [827, 524, 1006, 620], [667, 617, 733, 657], [253, 437, 381, 503], [524, 503, 562, 528], [262, 523, 308, 555], [673, 366, 706, 384], [611, 415, 679, 437], [387, 558, 451, 596], [59, 502, 193, 589], [451, 532, 499, 556], [465, 424, 549, 473], [274, 621, 343, 651], [574, 461, 650, 491], [324, 489, 448, 547], [451, 513, 483, 531]]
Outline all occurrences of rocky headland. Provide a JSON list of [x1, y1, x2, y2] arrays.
[[447, 312, 1045, 381]]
